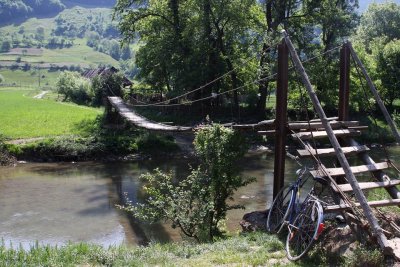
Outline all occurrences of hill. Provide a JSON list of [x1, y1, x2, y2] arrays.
[[0, 6, 137, 86]]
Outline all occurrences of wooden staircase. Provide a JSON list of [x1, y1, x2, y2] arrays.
[[271, 32, 400, 259], [290, 119, 400, 259]]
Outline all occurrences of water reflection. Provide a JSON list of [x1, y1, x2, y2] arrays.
[[4, 146, 394, 248]]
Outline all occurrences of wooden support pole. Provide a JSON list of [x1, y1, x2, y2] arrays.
[[339, 44, 350, 121], [273, 40, 289, 199], [282, 31, 391, 253], [348, 43, 400, 144]]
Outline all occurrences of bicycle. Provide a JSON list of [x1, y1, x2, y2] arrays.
[[266, 167, 326, 260]]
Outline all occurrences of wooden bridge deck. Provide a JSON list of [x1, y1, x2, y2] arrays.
[[107, 97, 192, 132]]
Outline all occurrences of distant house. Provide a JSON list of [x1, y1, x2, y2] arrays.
[[82, 66, 133, 87]]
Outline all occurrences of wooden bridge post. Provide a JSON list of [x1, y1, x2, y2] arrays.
[[339, 43, 350, 121], [273, 40, 289, 199]]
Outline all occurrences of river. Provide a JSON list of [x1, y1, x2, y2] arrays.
[[0, 146, 398, 249]]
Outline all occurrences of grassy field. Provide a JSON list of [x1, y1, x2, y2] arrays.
[[0, 87, 102, 139], [0, 69, 63, 88]]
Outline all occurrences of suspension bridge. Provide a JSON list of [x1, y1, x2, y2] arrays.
[[105, 31, 400, 259]]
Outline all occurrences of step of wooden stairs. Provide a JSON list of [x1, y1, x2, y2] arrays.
[[334, 180, 400, 192], [325, 199, 400, 212], [291, 129, 363, 140], [310, 162, 389, 177], [297, 145, 370, 158]]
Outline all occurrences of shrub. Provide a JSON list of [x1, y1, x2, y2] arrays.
[[123, 124, 254, 241], [56, 71, 91, 104]]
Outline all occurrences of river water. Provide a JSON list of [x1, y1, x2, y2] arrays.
[[0, 147, 398, 249]]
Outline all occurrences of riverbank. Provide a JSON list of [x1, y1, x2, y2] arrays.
[[0, 231, 387, 266]]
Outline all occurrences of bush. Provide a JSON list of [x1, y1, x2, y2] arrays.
[[56, 71, 91, 104], [123, 124, 254, 241]]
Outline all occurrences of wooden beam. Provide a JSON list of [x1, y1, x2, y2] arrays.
[[325, 199, 400, 213], [273, 40, 289, 199], [297, 145, 369, 158], [291, 129, 361, 140], [310, 162, 389, 177], [335, 180, 400, 192]]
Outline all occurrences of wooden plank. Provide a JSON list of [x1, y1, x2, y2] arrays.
[[291, 129, 361, 140], [310, 162, 389, 177], [288, 121, 360, 130], [335, 180, 400, 192], [325, 199, 400, 213], [297, 145, 369, 158]]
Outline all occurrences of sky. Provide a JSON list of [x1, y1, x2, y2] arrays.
[[359, 0, 400, 12]]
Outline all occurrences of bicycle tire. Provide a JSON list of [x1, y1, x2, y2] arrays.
[[285, 199, 324, 261], [266, 186, 294, 233]]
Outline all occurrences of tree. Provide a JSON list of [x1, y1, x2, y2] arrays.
[[56, 71, 90, 104], [351, 2, 400, 112], [121, 45, 132, 60], [355, 2, 400, 52], [109, 40, 121, 60], [1, 40, 12, 52], [114, 0, 264, 112], [377, 40, 400, 111], [35, 26, 45, 43], [90, 73, 124, 106], [122, 124, 253, 241], [0, 74, 4, 84]]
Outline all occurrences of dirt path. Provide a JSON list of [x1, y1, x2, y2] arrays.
[[33, 91, 49, 99]]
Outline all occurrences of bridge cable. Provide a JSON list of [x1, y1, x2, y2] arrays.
[[131, 44, 342, 108], [131, 40, 282, 107]]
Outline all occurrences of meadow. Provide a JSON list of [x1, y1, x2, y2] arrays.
[[0, 69, 62, 88], [0, 87, 102, 139]]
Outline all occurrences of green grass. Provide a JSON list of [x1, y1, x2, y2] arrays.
[[0, 233, 293, 266], [0, 231, 382, 266], [0, 87, 102, 139], [0, 69, 62, 88]]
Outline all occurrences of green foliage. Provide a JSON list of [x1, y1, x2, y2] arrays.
[[124, 124, 254, 241], [90, 72, 124, 106], [355, 2, 400, 52], [114, 0, 265, 107], [56, 71, 91, 104], [376, 39, 400, 110]]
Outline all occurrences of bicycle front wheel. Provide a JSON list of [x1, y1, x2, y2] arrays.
[[286, 199, 324, 261], [266, 186, 294, 233]]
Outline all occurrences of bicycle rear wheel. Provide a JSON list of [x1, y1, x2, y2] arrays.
[[266, 186, 294, 233], [286, 199, 324, 261]]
